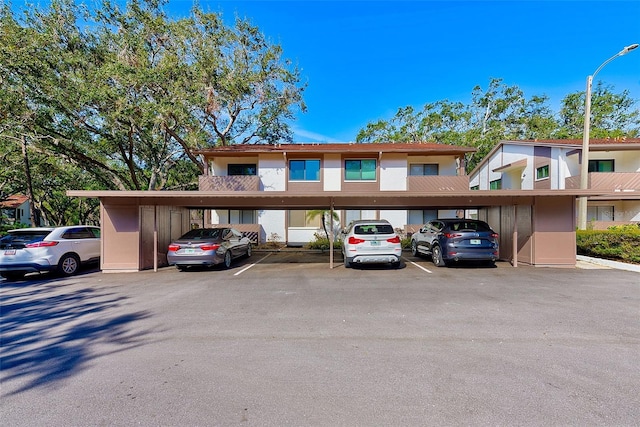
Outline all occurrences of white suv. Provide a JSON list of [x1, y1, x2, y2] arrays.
[[0, 226, 100, 280], [341, 219, 402, 268]]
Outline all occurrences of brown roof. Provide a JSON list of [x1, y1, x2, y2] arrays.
[[193, 142, 476, 157], [0, 194, 29, 209], [505, 138, 640, 150]]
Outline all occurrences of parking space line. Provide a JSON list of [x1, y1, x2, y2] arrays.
[[404, 257, 433, 274], [234, 253, 273, 276]]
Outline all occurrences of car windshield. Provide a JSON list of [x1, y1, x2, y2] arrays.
[[354, 224, 394, 235], [448, 221, 492, 232], [1, 231, 50, 249], [178, 228, 223, 240]]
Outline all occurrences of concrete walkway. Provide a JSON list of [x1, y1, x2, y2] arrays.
[[576, 255, 640, 273]]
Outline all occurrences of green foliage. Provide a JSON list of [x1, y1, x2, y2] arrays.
[[576, 226, 640, 264], [306, 232, 342, 251], [356, 77, 639, 172]]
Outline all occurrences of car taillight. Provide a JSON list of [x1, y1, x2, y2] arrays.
[[200, 244, 220, 251], [25, 241, 58, 248], [443, 233, 462, 238], [387, 236, 401, 244], [348, 236, 365, 244], [168, 244, 180, 252], [491, 233, 499, 239]]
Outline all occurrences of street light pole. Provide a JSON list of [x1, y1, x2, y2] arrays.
[[577, 43, 639, 230]]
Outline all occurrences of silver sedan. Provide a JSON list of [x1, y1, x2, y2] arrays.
[[167, 228, 252, 270]]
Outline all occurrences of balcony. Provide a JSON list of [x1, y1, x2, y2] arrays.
[[199, 175, 260, 192], [407, 175, 470, 192], [565, 172, 640, 192]]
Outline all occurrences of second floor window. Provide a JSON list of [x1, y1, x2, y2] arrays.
[[490, 179, 502, 190], [228, 164, 257, 176], [409, 164, 439, 176], [345, 159, 376, 181], [536, 165, 549, 180], [290, 160, 320, 181], [588, 159, 614, 172]]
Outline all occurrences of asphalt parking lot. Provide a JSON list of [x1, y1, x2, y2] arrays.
[[1, 251, 639, 426]]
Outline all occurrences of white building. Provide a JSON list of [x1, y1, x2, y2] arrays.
[[469, 138, 640, 228], [195, 142, 476, 244]]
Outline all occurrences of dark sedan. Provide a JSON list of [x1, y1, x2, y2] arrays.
[[167, 228, 252, 270], [410, 219, 499, 267]]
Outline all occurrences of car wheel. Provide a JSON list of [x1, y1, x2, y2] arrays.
[[245, 243, 252, 258], [343, 253, 351, 268], [58, 253, 81, 276], [391, 261, 401, 269], [431, 245, 446, 267], [176, 265, 186, 271], [1, 271, 26, 281], [223, 250, 232, 269], [411, 240, 419, 257]]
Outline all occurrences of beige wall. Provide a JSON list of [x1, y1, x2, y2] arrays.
[[101, 203, 190, 272], [531, 196, 576, 267]]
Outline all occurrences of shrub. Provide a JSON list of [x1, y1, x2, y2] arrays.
[[306, 232, 342, 251], [576, 225, 640, 264]]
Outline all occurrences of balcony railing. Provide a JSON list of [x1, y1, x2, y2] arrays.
[[407, 175, 470, 192], [199, 175, 260, 192], [565, 172, 640, 192]]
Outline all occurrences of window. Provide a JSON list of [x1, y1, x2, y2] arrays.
[[62, 227, 95, 239], [289, 159, 320, 181], [228, 164, 257, 176], [289, 210, 322, 227], [409, 164, 439, 176], [490, 179, 502, 190], [408, 210, 438, 224], [536, 165, 549, 180], [588, 159, 614, 172], [228, 210, 256, 224], [587, 206, 614, 221], [345, 159, 376, 181], [470, 185, 479, 191]]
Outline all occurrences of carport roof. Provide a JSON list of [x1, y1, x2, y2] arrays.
[[67, 189, 620, 210]]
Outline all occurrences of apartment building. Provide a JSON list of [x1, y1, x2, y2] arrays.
[[194, 142, 476, 244], [469, 138, 640, 228]]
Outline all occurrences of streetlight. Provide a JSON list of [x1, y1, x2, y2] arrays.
[[577, 43, 639, 230]]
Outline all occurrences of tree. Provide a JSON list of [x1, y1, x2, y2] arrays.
[[306, 209, 340, 243], [1, 0, 307, 195], [357, 78, 559, 171], [558, 82, 640, 138]]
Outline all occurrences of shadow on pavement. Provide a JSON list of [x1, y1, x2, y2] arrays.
[[0, 278, 152, 396]]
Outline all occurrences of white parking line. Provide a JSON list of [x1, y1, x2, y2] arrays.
[[404, 257, 433, 274], [234, 253, 272, 276]]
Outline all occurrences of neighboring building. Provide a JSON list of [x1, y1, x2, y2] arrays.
[[0, 194, 33, 227], [194, 142, 476, 244], [469, 138, 640, 228]]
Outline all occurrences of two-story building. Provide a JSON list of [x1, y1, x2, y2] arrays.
[[194, 142, 475, 245], [469, 138, 640, 229]]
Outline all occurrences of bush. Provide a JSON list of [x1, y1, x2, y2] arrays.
[[576, 225, 640, 264], [306, 232, 342, 251]]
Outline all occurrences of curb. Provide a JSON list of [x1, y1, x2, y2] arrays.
[[576, 255, 640, 273]]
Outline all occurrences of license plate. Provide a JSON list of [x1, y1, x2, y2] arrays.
[[183, 248, 196, 254], [370, 241, 380, 246], [470, 239, 481, 245], [4, 250, 16, 255]]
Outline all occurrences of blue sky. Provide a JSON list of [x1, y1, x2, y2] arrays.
[[11, 0, 640, 142], [174, 0, 639, 143]]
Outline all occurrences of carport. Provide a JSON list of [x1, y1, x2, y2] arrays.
[[67, 189, 609, 272]]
